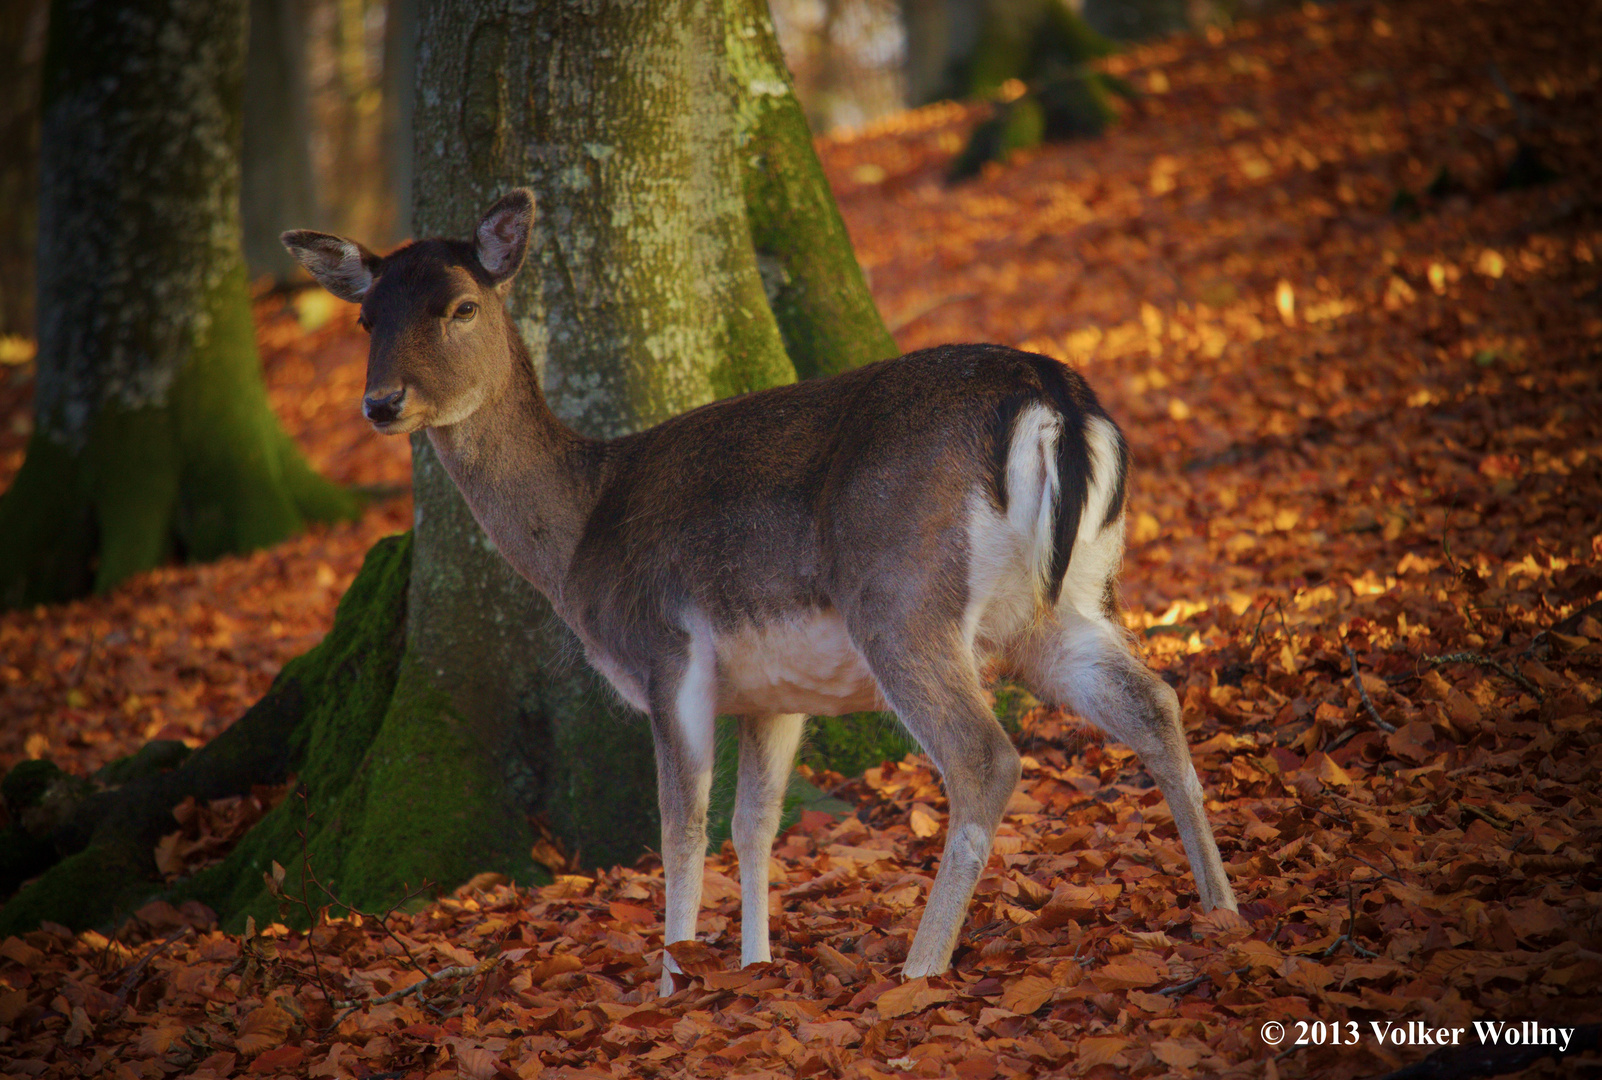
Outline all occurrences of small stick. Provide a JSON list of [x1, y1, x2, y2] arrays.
[[1322, 885, 1379, 960], [114, 926, 192, 1003], [1424, 652, 1543, 700], [1156, 964, 1248, 997], [1327, 727, 1360, 753], [1459, 803, 1513, 831], [1345, 646, 1397, 733], [1247, 598, 1279, 654], [328, 960, 497, 1030], [1346, 853, 1404, 885]]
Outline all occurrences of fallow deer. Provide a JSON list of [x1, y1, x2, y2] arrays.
[[283, 189, 1238, 992]]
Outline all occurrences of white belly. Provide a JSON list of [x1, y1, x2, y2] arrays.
[[714, 610, 886, 716]]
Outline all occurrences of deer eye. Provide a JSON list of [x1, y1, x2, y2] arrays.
[[453, 301, 479, 320], [356, 313, 371, 333]]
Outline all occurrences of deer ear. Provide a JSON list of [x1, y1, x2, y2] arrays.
[[475, 188, 534, 286], [281, 231, 382, 303]]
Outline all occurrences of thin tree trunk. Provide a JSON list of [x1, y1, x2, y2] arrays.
[[241, 0, 321, 279], [379, 0, 418, 246], [0, 0, 48, 339]]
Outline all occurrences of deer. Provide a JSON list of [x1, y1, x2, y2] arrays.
[[282, 189, 1238, 993]]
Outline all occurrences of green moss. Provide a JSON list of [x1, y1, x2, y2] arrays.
[[0, 843, 154, 938], [94, 740, 192, 788], [964, 0, 1116, 97], [0, 534, 412, 934], [299, 653, 538, 916], [169, 263, 359, 562], [0, 430, 95, 607], [1, 758, 69, 812], [540, 654, 662, 873], [800, 713, 918, 779], [168, 531, 544, 928]]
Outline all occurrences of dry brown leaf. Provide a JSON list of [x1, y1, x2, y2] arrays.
[[876, 977, 952, 1018], [235, 1003, 292, 1057], [1076, 1036, 1131, 1067], [999, 973, 1055, 1013], [908, 804, 941, 838]]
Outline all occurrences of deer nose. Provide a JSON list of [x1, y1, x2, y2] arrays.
[[363, 387, 406, 423]]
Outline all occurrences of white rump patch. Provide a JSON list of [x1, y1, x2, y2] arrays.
[[960, 402, 1065, 653], [1004, 402, 1063, 594], [1077, 416, 1124, 548], [1058, 415, 1126, 618]]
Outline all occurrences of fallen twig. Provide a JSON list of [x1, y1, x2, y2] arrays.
[[113, 926, 192, 1004], [1424, 652, 1544, 700], [1345, 646, 1397, 733], [1322, 885, 1379, 960], [329, 959, 499, 1030], [1156, 964, 1248, 997], [1459, 803, 1513, 831], [1345, 852, 1405, 885], [1247, 598, 1281, 654]]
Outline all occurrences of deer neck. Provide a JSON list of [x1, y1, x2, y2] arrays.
[[423, 333, 600, 602]]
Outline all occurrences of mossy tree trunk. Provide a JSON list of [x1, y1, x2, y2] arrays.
[[0, 0, 358, 611], [404, 0, 899, 872], [0, 0, 903, 936]]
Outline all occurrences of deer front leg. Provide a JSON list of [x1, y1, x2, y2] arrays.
[[733, 713, 806, 967], [650, 644, 716, 996]]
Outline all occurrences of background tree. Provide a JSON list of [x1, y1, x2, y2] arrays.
[[0, 0, 906, 935], [899, 0, 1129, 180], [241, 0, 321, 279], [0, 0, 358, 610], [0, 0, 48, 341]]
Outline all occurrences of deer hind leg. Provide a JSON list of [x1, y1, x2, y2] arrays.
[[649, 633, 717, 995], [733, 713, 806, 967], [854, 628, 1022, 978], [1018, 609, 1237, 912]]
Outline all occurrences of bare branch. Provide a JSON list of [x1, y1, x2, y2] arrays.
[[1424, 652, 1544, 701], [1345, 646, 1397, 733]]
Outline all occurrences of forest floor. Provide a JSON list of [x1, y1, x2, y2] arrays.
[[2, 0, 1601, 1076]]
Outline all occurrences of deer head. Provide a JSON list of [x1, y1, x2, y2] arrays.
[[281, 189, 535, 435]]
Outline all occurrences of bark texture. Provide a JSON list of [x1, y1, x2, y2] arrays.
[[408, 0, 802, 871], [0, 0, 357, 610]]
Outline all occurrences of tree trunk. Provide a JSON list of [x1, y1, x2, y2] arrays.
[[241, 0, 321, 280], [0, 0, 48, 339], [0, 0, 901, 934], [379, 0, 418, 247], [0, 0, 358, 611]]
